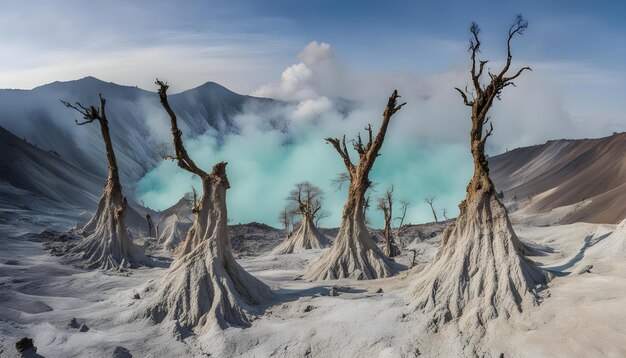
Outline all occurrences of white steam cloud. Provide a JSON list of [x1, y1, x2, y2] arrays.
[[137, 41, 586, 228]]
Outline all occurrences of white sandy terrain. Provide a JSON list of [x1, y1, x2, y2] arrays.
[[2, 210, 626, 357]]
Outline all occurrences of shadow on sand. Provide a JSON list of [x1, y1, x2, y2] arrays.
[[545, 232, 611, 276]]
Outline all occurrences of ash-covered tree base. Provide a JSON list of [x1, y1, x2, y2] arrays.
[[304, 222, 396, 280], [410, 191, 549, 331], [147, 81, 273, 331], [271, 218, 328, 254], [61, 94, 147, 271], [71, 231, 146, 271], [69, 186, 147, 270], [147, 238, 272, 330]]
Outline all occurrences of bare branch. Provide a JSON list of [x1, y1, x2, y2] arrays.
[[353, 133, 366, 157], [326, 136, 354, 172], [362, 90, 405, 173], [503, 66, 532, 83], [455, 87, 474, 106], [60, 100, 100, 126], [156, 79, 208, 177], [477, 60, 488, 80], [315, 210, 330, 227], [331, 172, 350, 191], [365, 124, 373, 150], [484, 122, 494, 139], [498, 15, 529, 79]]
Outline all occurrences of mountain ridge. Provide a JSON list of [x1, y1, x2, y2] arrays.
[[0, 76, 279, 187]]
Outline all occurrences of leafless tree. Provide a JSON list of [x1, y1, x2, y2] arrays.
[[331, 172, 350, 191], [377, 186, 400, 258], [147, 80, 272, 330], [272, 182, 329, 254], [441, 208, 448, 221], [408, 248, 425, 268], [394, 199, 410, 231], [411, 16, 548, 333], [315, 210, 331, 227], [304, 90, 406, 280], [424, 196, 438, 223], [60, 95, 146, 270], [277, 207, 295, 239], [146, 213, 154, 237]]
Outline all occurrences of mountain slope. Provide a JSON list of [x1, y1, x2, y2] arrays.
[[0, 125, 101, 209], [0, 125, 154, 232], [0, 77, 276, 186], [490, 132, 626, 224]]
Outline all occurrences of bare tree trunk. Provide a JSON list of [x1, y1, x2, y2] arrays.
[[424, 196, 438, 223], [378, 187, 400, 258], [146, 214, 154, 237], [410, 17, 549, 334], [395, 200, 409, 233], [147, 80, 272, 330], [61, 96, 146, 270], [304, 90, 405, 280], [382, 214, 399, 258]]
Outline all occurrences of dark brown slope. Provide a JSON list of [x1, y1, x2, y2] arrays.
[[490, 132, 626, 224]]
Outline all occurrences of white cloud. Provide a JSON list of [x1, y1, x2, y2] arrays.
[[292, 97, 333, 122], [254, 63, 317, 101], [298, 41, 334, 66]]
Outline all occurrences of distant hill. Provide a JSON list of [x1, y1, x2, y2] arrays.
[[0, 125, 150, 232], [490, 132, 626, 224], [0, 77, 279, 230], [0, 125, 101, 209], [0, 76, 277, 187]]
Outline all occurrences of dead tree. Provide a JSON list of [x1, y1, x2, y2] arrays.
[[410, 16, 548, 333], [277, 208, 294, 239], [315, 210, 331, 227], [304, 90, 405, 280], [147, 80, 272, 330], [441, 208, 448, 221], [377, 186, 400, 258], [409, 248, 424, 268], [424, 196, 438, 223], [272, 182, 329, 254], [394, 199, 410, 231], [146, 214, 154, 237], [331, 172, 350, 191], [61, 96, 146, 270]]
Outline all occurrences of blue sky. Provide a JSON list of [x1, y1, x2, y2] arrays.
[[1, 0, 624, 91], [2, 0, 625, 226], [1, 0, 623, 123]]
